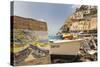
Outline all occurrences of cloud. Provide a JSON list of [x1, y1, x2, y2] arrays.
[[38, 18, 46, 22], [71, 5, 81, 9]]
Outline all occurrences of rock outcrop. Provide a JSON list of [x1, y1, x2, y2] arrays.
[[58, 5, 97, 34], [11, 16, 47, 31]]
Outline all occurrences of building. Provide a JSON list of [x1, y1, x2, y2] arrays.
[[58, 5, 97, 34]]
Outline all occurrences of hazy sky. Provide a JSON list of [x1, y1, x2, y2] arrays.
[[12, 1, 80, 36]]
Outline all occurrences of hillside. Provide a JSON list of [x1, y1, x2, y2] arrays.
[[58, 5, 97, 34]]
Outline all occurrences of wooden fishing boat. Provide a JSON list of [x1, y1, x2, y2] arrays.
[[50, 39, 83, 55]]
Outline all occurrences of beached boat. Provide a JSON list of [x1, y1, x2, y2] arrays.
[[50, 39, 83, 55]]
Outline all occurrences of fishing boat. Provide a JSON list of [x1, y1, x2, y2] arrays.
[[50, 39, 83, 55]]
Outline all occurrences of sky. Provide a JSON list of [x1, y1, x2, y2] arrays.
[[12, 1, 80, 36]]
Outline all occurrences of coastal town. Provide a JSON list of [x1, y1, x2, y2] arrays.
[[50, 5, 97, 63]]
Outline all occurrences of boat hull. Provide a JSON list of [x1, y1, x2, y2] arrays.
[[50, 39, 82, 55]]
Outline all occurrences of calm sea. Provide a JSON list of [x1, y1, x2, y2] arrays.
[[48, 35, 62, 40]]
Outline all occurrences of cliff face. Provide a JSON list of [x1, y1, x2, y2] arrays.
[[58, 5, 97, 34], [11, 16, 47, 31]]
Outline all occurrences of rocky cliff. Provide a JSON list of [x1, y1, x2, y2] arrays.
[[11, 16, 47, 31], [58, 5, 97, 34]]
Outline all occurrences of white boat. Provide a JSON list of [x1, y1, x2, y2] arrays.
[[50, 39, 83, 55]]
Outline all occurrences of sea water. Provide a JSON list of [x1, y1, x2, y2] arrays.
[[48, 35, 62, 40]]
